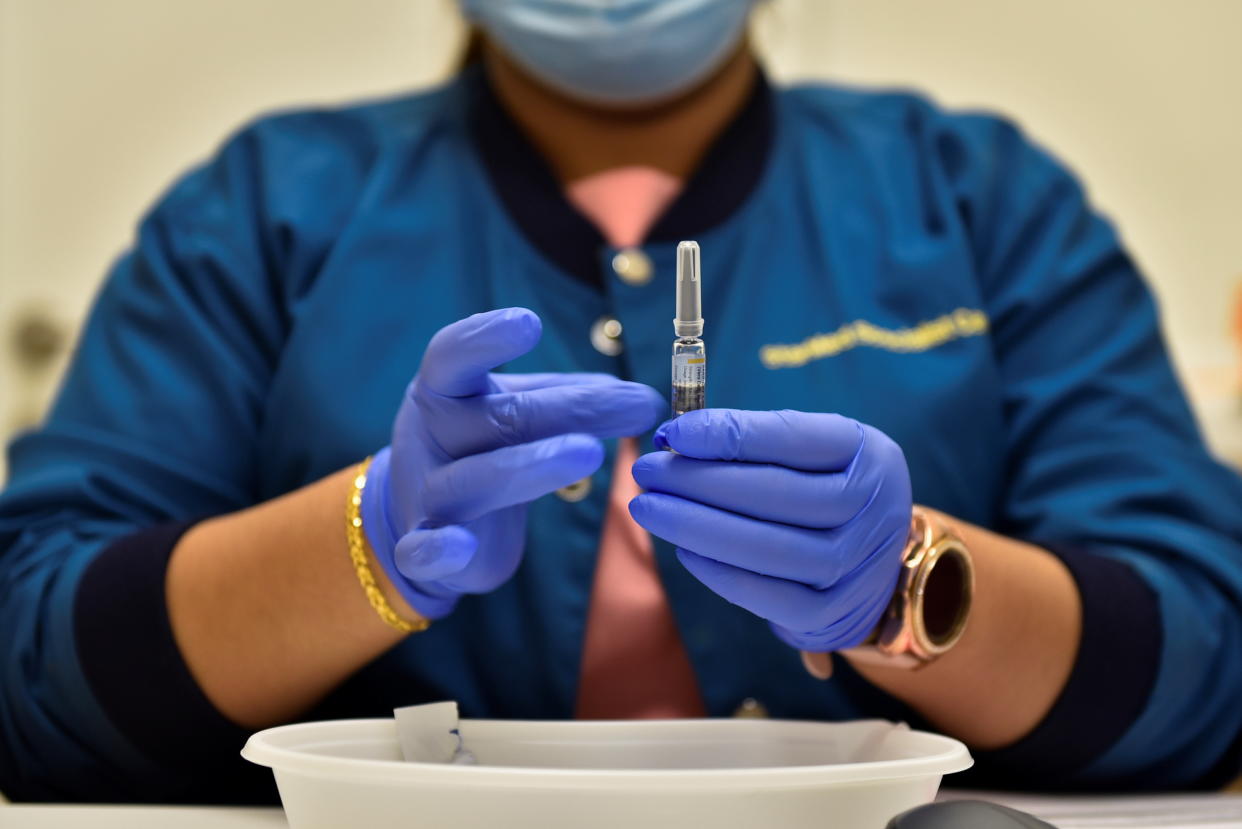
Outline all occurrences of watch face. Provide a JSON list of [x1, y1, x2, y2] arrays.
[[844, 510, 974, 668], [914, 541, 973, 656]]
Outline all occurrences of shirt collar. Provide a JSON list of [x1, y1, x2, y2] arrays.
[[466, 64, 775, 288]]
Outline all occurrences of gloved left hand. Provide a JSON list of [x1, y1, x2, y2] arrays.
[[361, 308, 664, 621], [629, 409, 913, 652]]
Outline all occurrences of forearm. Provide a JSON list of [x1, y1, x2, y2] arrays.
[[846, 509, 1082, 750], [166, 464, 424, 729]]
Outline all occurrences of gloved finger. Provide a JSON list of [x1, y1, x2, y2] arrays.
[[393, 525, 478, 582], [491, 372, 622, 392], [629, 492, 848, 587], [435, 505, 526, 595], [768, 552, 904, 651], [486, 380, 665, 445], [767, 575, 895, 652], [654, 409, 863, 471], [675, 548, 833, 631], [425, 379, 664, 458], [631, 451, 873, 529], [677, 549, 895, 649], [419, 308, 542, 398], [423, 433, 604, 524]]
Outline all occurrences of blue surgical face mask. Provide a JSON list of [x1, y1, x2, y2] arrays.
[[460, 0, 756, 106]]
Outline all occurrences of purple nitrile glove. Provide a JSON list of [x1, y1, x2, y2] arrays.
[[629, 408, 912, 652], [361, 307, 664, 620]]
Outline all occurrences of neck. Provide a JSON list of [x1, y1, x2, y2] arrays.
[[482, 39, 757, 184]]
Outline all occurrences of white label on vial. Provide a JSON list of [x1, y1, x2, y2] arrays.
[[672, 353, 706, 386]]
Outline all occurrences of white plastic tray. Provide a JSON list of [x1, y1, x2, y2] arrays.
[[242, 717, 971, 828]]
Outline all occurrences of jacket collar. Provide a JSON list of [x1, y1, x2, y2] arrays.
[[467, 64, 775, 288]]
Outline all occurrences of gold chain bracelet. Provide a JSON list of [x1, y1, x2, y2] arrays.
[[346, 457, 430, 635]]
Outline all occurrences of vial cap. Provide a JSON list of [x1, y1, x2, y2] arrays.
[[675, 240, 703, 337]]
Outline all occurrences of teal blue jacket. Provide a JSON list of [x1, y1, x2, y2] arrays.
[[3, 68, 1241, 801]]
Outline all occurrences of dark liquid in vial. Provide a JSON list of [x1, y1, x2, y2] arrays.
[[672, 382, 705, 416]]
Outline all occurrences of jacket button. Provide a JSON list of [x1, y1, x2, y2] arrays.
[[732, 698, 769, 719], [590, 315, 624, 356], [612, 248, 652, 286], [556, 476, 592, 502]]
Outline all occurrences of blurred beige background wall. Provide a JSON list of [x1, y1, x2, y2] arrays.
[[3, 0, 1241, 479]]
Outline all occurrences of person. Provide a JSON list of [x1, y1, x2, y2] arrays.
[[2, 0, 1241, 804]]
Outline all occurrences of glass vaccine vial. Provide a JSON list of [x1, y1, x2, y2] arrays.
[[672, 241, 706, 417]]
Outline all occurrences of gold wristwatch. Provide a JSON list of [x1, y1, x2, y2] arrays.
[[841, 506, 975, 669]]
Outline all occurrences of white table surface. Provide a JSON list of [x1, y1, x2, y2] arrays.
[[5, 794, 1242, 828], [0, 806, 287, 827]]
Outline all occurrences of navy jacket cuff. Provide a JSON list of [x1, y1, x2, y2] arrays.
[[73, 521, 272, 802], [959, 544, 1163, 789]]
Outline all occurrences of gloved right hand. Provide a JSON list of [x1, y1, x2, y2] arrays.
[[360, 307, 664, 621]]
